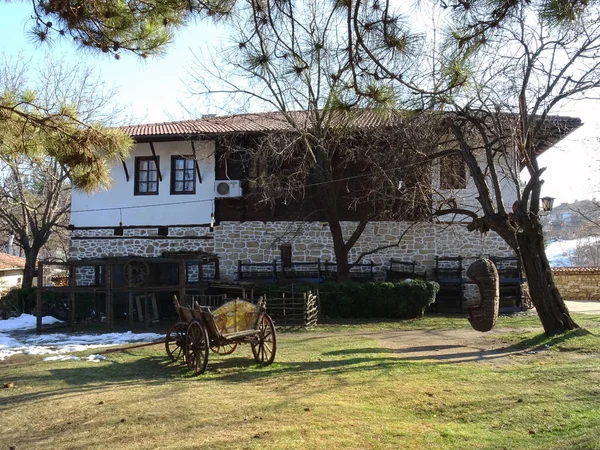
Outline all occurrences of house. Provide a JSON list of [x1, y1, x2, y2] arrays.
[[0, 252, 26, 295], [69, 111, 581, 293]]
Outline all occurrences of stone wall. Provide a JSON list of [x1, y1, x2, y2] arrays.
[[214, 221, 513, 281], [70, 227, 213, 260], [552, 267, 600, 300], [70, 221, 514, 282]]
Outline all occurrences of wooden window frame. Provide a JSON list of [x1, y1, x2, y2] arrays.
[[247, 153, 268, 190], [170, 155, 196, 195], [134, 156, 160, 195]]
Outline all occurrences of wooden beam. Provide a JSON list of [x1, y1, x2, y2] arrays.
[[148, 142, 163, 182], [144, 291, 150, 330], [190, 141, 203, 183], [106, 263, 114, 330], [128, 292, 134, 329], [121, 159, 130, 182], [178, 261, 186, 307], [36, 262, 44, 333], [69, 265, 75, 332]]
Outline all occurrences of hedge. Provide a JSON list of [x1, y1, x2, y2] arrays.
[[253, 280, 439, 319]]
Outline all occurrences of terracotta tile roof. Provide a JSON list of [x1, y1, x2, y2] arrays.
[[552, 266, 600, 274], [121, 110, 582, 152], [121, 110, 407, 139], [0, 253, 25, 271]]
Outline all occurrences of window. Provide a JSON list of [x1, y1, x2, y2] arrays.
[[135, 157, 159, 195], [247, 153, 267, 190], [440, 154, 467, 189], [171, 156, 196, 194]]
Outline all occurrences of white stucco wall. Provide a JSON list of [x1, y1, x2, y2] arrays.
[[71, 140, 216, 227], [0, 270, 23, 292], [432, 151, 520, 221]]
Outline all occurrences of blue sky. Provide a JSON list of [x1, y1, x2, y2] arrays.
[[1, 2, 598, 204], [0, 2, 228, 123]]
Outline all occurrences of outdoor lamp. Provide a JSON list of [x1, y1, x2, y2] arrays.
[[541, 196, 555, 212]]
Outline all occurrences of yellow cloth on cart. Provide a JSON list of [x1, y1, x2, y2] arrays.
[[212, 300, 258, 334]]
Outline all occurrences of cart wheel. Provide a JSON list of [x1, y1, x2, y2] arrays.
[[251, 314, 277, 365], [210, 342, 238, 355], [165, 322, 187, 362], [123, 258, 149, 286], [185, 320, 210, 374]]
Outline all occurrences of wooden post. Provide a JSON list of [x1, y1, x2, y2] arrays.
[[128, 292, 134, 329], [106, 263, 114, 330], [214, 258, 220, 281], [36, 262, 44, 333], [69, 265, 75, 332], [144, 291, 150, 330], [178, 261, 186, 306]]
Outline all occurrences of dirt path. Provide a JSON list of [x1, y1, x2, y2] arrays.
[[373, 328, 539, 365], [317, 327, 548, 366]]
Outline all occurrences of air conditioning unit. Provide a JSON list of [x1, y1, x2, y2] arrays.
[[214, 180, 242, 198]]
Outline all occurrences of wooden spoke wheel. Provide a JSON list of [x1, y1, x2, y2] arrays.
[[165, 322, 187, 362], [210, 342, 238, 355], [251, 314, 277, 365], [123, 258, 149, 286], [185, 320, 210, 374]]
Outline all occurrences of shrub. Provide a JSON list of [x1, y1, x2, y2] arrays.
[[253, 280, 439, 319]]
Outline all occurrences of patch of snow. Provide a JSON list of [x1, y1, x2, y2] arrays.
[[546, 237, 600, 267], [43, 355, 81, 362], [0, 330, 163, 361], [86, 354, 108, 362], [0, 313, 63, 332]]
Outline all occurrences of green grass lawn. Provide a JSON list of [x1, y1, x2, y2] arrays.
[[2, 313, 600, 449]]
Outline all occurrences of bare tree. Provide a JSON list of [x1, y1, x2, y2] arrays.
[[188, 0, 456, 279], [427, 7, 600, 334], [333, 0, 600, 334], [0, 56, 128, 287]]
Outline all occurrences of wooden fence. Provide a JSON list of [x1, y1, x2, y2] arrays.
[[191, 289, 319, 328]]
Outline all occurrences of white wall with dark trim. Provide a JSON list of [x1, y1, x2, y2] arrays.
[[70, 140, 216, 227]]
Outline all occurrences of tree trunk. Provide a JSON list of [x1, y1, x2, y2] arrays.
[[22, 246, 40, 289], [333, 243, 350, 281], [517, 228, 578, 336]]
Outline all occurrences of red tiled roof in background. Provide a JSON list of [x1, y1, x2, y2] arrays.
[[0, 253, 25, 271]]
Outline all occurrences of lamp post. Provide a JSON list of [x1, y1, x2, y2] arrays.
[[541, 196, 555, 212]]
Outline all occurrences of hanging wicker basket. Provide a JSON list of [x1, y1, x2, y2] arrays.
[[466, 258, 499, 332]]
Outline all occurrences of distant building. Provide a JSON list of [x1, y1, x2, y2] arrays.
[[0, 253, 26, 294]]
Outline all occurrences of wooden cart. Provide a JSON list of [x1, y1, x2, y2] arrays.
[[165, 296, 277, 374]]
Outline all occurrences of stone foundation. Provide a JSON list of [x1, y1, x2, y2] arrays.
[[70, 221, 514, 282]]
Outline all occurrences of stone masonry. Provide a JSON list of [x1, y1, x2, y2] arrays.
[[70, 221, 514, 283], [552, 267, 600, 300]]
